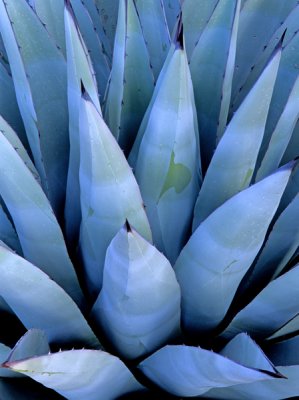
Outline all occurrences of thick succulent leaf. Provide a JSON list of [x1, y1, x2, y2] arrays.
[[175, 165, 292, 334], [8, 329, 49, 362], [134, 44, 201, 264], [135, 0, 170, 79], [266, 312, 299, 341], [190, 0, 240, 169], [139, 345, 276, 397], [0, 203, 21, 255], [79, 94, 152, 296], [267, 335, 299, 366], [231, 0, 297, 104], [182, 0, 218, 59], [6, 350, 143, 400], [0, 378, 63, 400], [104, 0, 155, 153], [0, 343, 18, 377], [256, 73, 299, 181], [70, 0, 110, 98], [79, 0, 112, 62], [0, 130, 84, 305], [128, 42, 175, 168], [31, 0, 65, 56], [94, 0, 119, 51], [0, 63, 27, 147], [220, 333, 277, 374], [0, 0, 69, 215], [162, 0, 180, 35], [205, 366, 299, 400], [64, 2, 101, 245], [92, 224, 181, 359], [245, 192, 299, 290], [192, 45, 281, 228], [222, 263, 299, 340], [0, 246, 99, 347]]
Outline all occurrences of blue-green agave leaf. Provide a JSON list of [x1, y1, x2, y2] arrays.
[[220, 333, 278, 374], [266, 312, 299, 341], [0, 203, 21, 255], [0, 245, 99, 347], [30, 0, 65, 56], [70, 0, 110, 98], [104, 0, 155, 153], [231, 0, 297, 105], [8, 329, 49, 362], [192, 44, 281, 229], [79, 93, 152, 296], [92, 224, 181, 359], [267, 335, 299, 366], [182, 0, 218, 59], [0, 0, 69, 215], [6, 349, 144, 400], [222, 263, 299, 340], [135, 0, 170, 79], [162, 0, 180, 35], [175, 164, 292, 334], [64, 1, 101, 245], [256, 72, 299, 181], [0, 343, 18, 378], [94, 0, 119, 52], [0, 130, 84, 305], [139, 344, 277, 397], [190, 0, 240, 169], [134, 43, 201, 264], [0, 63, 27, 147]]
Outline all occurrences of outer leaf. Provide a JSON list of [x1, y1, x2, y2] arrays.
[[0, 0, 69, 214], [92, 224, 181, 359], [6, 350, 143, 400], [139, 345, 276, 397], [0, 203, 21, 255], [162, 0, 181, 35], [267, 335, 299, 366], [104, 0, 155, 153], [134, 43, 201, 264], [0, 130, 84, 305], [8, 329, 49, 362], [222, 264, 299, 340], [135, 0, 170, 79], [256, 73, 299, 180], [220, 333, 278, 374], [64, 2, 102, 245], [94, 0, 119, 52], [192, 45, 281, 229], [267, 313, 299, 341], [79, 94, 152, 296], [70, 0, 110, 98], [190, 0, 240, 169], [174, 165, 292, 334], [31, 0, 65, 56], [182, 0, 218, 59], [0, 343, 18, 378], [0, 246, 99, 347]]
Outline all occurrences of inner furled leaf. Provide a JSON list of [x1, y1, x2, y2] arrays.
[[160, 152, 192, 198]]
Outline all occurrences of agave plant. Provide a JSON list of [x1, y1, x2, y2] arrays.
[[0, 0, 299, 398]]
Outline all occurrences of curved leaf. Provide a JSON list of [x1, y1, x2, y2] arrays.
[[139, 345, 277, 397], [0, 245, 99, 347], [134, 43, 201, 263], [6, 350, 143, 400], [222, 263, 299, 340], [92, 224, 180, 359], [8, 329, 49, 362], [79, 94, 152, 296], [175, 164, 292, 334], [104, 0, 154, 153], [267, 335, 299, 366], [0, 0, 69, 214], [193, 44, 281, 228], [0, 130, 84, 305]]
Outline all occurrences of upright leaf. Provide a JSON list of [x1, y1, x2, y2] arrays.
[[134, 40, 201, 264], [175, 165, 292, 334], [104, 0, 155, 153], [94, 0, 119, 51], [8, 329, 50, 362], [193, 44, 281, 229], [0, 246, 99, 347], [64, 2, 102, 245], [162, 0, 181, 35], [6, 350, 143, 400], [92, 224, 181, 359], [0, 130, 84, 305], [79, 94, 152, 296], [0, 0, 69, 215], [190, 0, 240, 169]]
